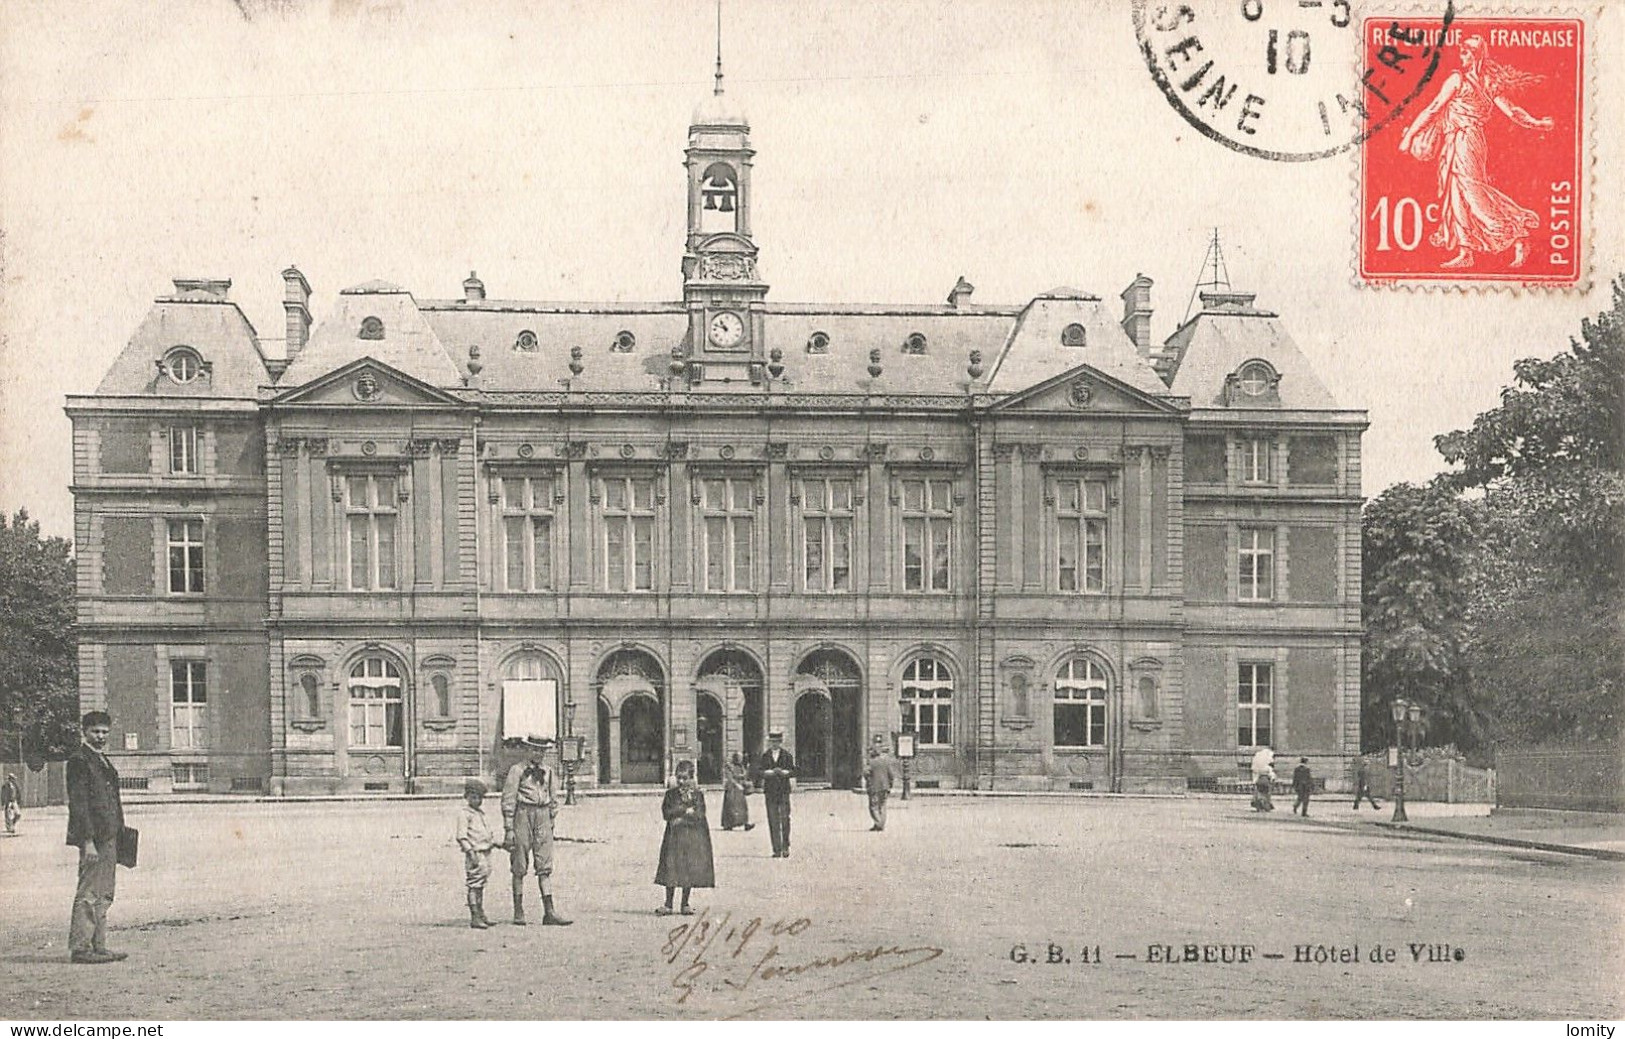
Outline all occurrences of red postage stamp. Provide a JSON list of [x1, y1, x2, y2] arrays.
[[1359, 16, 1585, 286]]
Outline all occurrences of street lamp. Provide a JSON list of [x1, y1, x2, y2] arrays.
[[562, 700, 582, 806], [896, 695, 915, 801], [1389, 698, 1425, 823]]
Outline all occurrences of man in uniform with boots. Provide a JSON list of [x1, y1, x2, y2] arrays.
[[65, 711, 129, 964], [759, 729, 796, 858], [501, 741, 572, 926]]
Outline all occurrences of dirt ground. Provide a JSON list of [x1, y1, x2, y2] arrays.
[[1, 792, 1620, 1020]]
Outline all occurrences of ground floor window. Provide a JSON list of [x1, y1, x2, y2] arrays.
[[1055, 657, 1107, 748], [1238, 663, 1273, 747], [349, 656, 403, 748], [171, 762, 209, 791], [902, 656, 953, 747]]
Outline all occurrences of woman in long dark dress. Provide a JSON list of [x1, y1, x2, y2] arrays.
[[720, 752, 754, 831], [655, 759, 715, 915]]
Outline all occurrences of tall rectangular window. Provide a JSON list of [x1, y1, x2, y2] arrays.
[[603, 475, 656, 591], [1056, 478, 1107, 593], [1238, 663, 1273, 747], [801, 476, 854, 592], [901, 478, 952, 592], [167, 519, 204, 594], [1240, 437, 1274, 484], [1238, 527, 1275, 601], [701, 476, 755, 592], [346, 473, 399, 590], [501, 474, 554, 591], [170, 660, 207, 750], [169, 426, 199, 474]]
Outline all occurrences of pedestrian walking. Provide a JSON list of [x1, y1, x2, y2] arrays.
[[758, 730, 796, 858], [2, 772, 21, 834], [65, 711, 131, 964], [720, 752, 754, 832], [1352, 758, 1383, 810], [863, 737, 899, 832], [455, 779, 501, 929], [501, 743, 572, 927], [1291, 757, 1314, 817], [655, 759, 715, 916], [1250, 746, 1276, 812]]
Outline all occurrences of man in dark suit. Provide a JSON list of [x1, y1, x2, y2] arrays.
[[66, 710, 128, 964], [1291, 757, 1314, 817], [758, 730, 796, 858]]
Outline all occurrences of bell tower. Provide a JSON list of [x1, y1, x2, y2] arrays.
[[680, 4, 768, 385]]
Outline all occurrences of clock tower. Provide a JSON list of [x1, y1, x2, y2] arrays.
[[680, 40, 769, 385]]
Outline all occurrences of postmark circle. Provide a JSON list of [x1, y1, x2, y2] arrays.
[[1132, 0, 1455, 161]]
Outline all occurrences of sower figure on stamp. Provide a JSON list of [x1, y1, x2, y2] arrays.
[[758, 729, 796, 858], [864, 736, 899, 832], [1352, 758, 1382, 810], [1291, 757, 1314, 817], [501, 742, 572, 926], [66, 711, 129, 964], [455, 779, 502, 929], [655, 759, 715, 916]]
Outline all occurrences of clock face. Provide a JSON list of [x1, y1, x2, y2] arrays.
[[708, 311, 745, 348]]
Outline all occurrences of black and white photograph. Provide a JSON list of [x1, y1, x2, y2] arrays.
[[0, 0, 1620, 1024]]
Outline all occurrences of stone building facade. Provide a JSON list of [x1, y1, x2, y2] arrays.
[[67, 87, 1366, 795]]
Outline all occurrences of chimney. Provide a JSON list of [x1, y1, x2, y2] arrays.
[[173, 277, 232, 299], [947, 276, 975, 309], [282, 267, 312, 360], [463, 270, 486, 303], [1119, 273, 1153, 356]]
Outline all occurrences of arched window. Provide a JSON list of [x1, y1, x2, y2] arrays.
[[514, 330, 538, 352], [348, 656, 403, 748], [164, 347, 205, 383], [1061, 323, 1087, 347], [359, 316, 385, 340], [1054, 658, 1107, 748], [700, 162, 739, 233], [1236, 360, 1275, 397], [299, 673, 320, 719], [902, 656, 953, 748], [431, 673, 452, 718]]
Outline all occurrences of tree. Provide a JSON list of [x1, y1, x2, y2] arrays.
[[0, 510, 78, 763], [1362, 480, 1482, 750]]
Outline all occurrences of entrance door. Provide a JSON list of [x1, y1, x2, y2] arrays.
[[696, 693, 724, 784], [796, 693, 831, 781], [830, 685, 862, 788], [621, 695, 664, 784], [795, 649, 864, 789]]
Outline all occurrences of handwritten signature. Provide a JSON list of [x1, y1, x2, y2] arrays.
[[661, 908, 944, 1014]]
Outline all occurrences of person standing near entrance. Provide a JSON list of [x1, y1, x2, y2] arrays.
[[720, 752, 754, 832], [759, 730, 796, 858], [863, 737, 899, 832], [501, 742, 572, 927], [66, 711, 129, 964]]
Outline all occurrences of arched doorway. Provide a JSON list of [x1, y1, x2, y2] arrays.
[[598, 649, 666, 784], [697, 649, 764, 774], [696, 693, 724, 784], [796, 649, 863, 788]]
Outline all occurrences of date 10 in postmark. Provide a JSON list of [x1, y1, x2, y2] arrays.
[[1360, 17, 1586, 286]]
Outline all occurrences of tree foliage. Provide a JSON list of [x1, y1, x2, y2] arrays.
[[0, 510, 79, 762], [1364, 277, 1625, 750]]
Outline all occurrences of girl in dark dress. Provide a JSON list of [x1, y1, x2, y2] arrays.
[[655, 759, 715, 915]]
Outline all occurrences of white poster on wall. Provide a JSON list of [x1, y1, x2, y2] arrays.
[[501, 679, 557, 743]]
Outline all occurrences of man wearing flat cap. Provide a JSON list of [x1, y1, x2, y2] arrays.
[[455, 778, 500, 929], [501, 742, 572, 926], [758, 730, 797, 858]]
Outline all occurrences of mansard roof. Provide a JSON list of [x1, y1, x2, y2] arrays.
[[1161, 291, 1340, 410], [279, 282, 463, 388], [95, 289, 269, 398]]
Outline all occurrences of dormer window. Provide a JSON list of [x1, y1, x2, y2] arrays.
[[1061, 323, 1087, 348], [612, 330, 636, 353], [162, 347, 205, 384], [514, 330, 538, 352], [806, 331, 830, 355], [1237, 361, 1275, 396], [359, 317, 385, 340], [902, 332, 928, 355]]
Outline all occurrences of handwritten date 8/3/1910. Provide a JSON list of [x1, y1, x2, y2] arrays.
[[662, 909, 944, 1009]]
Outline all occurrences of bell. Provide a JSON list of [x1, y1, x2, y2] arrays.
[[703, 193, 719, 210], [717, 195, 734, 213]]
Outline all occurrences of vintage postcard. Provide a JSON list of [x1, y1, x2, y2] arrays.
[[0, 0, 1620, 1025]]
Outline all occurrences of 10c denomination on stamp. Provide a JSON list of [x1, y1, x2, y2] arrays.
[[1359, 16, 1585, 286]]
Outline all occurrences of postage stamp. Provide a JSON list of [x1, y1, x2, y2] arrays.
[[1358, 16, 1586, 285]]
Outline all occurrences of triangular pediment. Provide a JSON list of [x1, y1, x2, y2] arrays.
[[988, 362, 1185, 416], [269, 357, 464, 407]]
